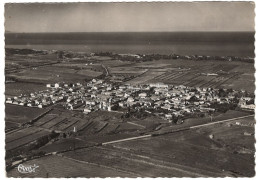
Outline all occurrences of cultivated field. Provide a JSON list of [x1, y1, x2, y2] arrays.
[[100, 120, 255, 177], [5, 82, 46, 97], [5, 49, 255, 177], [7, 154, 134, 178], [156, 110, 253, 134], [127, 59, 255, 92], [5, 104, 49, 132], [7, 66, 95, 84], [6, 127, 51, 151]]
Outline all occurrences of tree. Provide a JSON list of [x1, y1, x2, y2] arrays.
[[189, 95, 197, 102], [246, 99, 254, 105], [57, 51, 64, 59], [218, 88, 228, 97]]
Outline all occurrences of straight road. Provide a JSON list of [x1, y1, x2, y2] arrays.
[[8, 114, 254, 171], [102, 114, 254, 145]]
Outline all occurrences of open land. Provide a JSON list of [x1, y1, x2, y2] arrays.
[[5, 48, 255, 177]]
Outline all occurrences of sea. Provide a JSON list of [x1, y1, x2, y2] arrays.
[[5, 32, 255, 57]]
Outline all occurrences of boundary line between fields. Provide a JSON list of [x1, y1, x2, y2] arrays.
[[101, 114, 254, 145]]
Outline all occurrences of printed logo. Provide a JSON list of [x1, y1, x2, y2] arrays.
[[17, 164, 39, 174]]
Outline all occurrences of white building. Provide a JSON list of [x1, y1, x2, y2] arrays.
[[139, 92, 147, 98], [149, 83, 168, 88], [54, 83, 59, 88]]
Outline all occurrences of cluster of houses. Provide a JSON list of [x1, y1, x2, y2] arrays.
[[5, 87, 64, 108], [6, 79, 255, 120], [238, 97, 255, 111]]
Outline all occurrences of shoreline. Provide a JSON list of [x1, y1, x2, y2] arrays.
[[5, 47, 254, 63]]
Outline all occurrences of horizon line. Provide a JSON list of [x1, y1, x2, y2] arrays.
[[5, 30, 255, 34]]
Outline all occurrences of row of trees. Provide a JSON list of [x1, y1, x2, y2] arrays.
[[94, 51, 254, 63]]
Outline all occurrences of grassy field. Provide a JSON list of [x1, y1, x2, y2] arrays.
[[5, 104, 48, 124], [125, 70, 164, 85], [39, 137, 95, 153], [156, 110, 252, 134], [105, 123, 254, 177], [109, 66, 146, 74], [7, 154, 134, 178], [5, 121, 20, 132], [100, 59, 134, 67], [5, 82, 46, 97], [5, 53, 58, 71], [7, 67, 93, 84], [8, 113, 254, 177], [196, 117, 255, 153], [5, 50, 255, 177], [126, 59, 255, 92], [6, 127, 51, 151], [32, 109, 90, 132], [26, 110, 254, 177], [59, 140, 227, 177], [76, 69, 102, 77]]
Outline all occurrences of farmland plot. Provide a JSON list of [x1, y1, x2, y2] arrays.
[[98, 124, 119, 134], [154, 71, 179, 81], [186, 75, 215, 87], [52, 118, 79, 131], [219, 73, 255, 93], [8, 66, 93, 84], [5, 82, 46, 96], [126, 70, 164, 85], [65, 118, 90, 132], [41, 117, 68, 129], [39, 113, 91, 132], [163, 72, 196, 84], [78, 121, 110, 135], [76, 69, 102, 77], [7, 154, 132, 178], [6, 127, 41, 143], [110, 129, 254, 177], [5, 121, 20, 132], [34, 114, 58, 127], [63, 145, 219, 177], [5, 104, 48, 124], [6, 129, 51, 151]]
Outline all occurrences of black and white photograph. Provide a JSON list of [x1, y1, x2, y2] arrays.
[[4, 1, 256, 178]]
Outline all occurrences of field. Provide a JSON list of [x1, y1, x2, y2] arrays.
[[7, 66, 96, 84], [54, 114, 254, 177], [109, 66, 146, 74], [7, 154, 134, 178], [5, 52, 105, 97], [126, 59, 255, 92], [6, 127, 51, 151], [6, 50, 255, 93], [5, 82, 46, 97], [34, 110, 151, 146], [5, 53, 58, 72], [7, 107, 255, 177], [156, 110, 253, 134], [5, 49, 255, 177], [5, 104, 48, 132], [125, 70, 164, 85], [31, 109, 88, 132], [94, 118, 253, 177]]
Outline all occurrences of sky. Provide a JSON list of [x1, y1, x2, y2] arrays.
[[5, 2, 255, 33]]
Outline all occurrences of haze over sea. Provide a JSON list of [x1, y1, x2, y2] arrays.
[[5, 32, 255, 57]]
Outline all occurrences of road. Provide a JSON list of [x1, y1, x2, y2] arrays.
[[101, 64, 109, 76], [8, 114, 254, 171], [5, 61, 61, 74], [102, 114, 254, 145], [189, 114, 254, 129], [102, 134, 151, 145]]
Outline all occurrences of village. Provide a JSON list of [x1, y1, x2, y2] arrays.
[[5, 79, 255, 122]]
